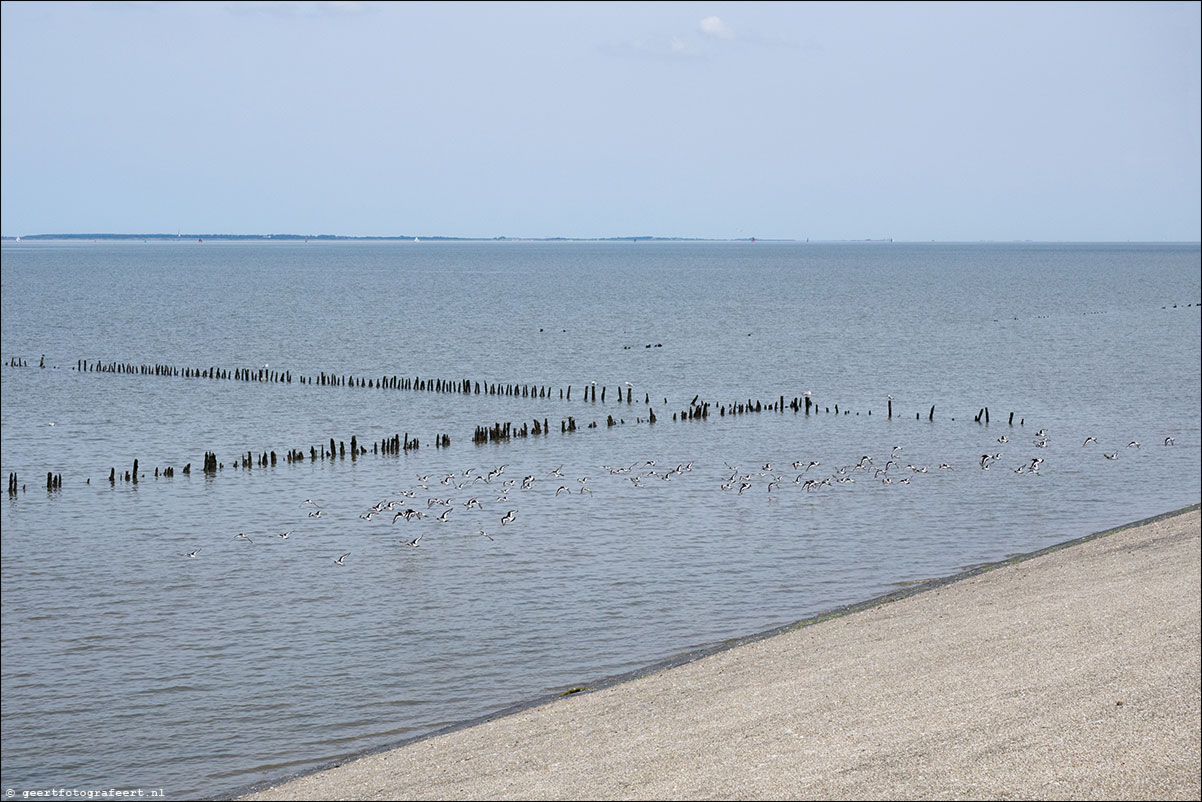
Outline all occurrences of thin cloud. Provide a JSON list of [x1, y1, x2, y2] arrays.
[[603, 14, 744, 61], [223, 1, 369, 18], [670, 36, 693, 55], [699, 16, 735, 40], [605, 34, 704, 61]]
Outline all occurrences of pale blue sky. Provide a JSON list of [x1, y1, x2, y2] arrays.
[[2, 1, 1199, 240]]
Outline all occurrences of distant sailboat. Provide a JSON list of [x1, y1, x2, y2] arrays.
[[414, 237, 420, 243]]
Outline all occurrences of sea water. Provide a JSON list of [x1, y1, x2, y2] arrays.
[[1, 240, 1198, 798]]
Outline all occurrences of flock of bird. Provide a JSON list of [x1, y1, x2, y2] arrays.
[[181, 427, 1177, 565]]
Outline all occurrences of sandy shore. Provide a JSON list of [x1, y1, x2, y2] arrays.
[[238, 506, 1201, 801]]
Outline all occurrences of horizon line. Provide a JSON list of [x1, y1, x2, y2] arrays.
[[4, 233, 1200, 245]]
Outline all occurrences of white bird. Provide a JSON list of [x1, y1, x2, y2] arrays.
[[184, 549, 201, 558], [333, 552, 350, 565], [477, 529, 494, 541], [1083, 437, 1097, 446], [1127, 441, 1140, 449], [1165, 437, 1175, 446], [234, 533, 253, 544], [308, 510, 323, 518], [435, 509, 452, 523], [278, 531, 291, 539], [501, 509, 517, 525], [404, 535, 423, 547]]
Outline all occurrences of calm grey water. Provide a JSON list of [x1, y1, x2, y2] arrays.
[[1, 240, 1199, 799]]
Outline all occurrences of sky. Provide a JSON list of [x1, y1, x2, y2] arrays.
[[1, 1, 1199, 241]]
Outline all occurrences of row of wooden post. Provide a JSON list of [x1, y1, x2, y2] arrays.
[[74, 360, 291, 383], [64, 354, 667, 411]]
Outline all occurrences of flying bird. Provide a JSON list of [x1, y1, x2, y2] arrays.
[[333, 552, 350, 565]]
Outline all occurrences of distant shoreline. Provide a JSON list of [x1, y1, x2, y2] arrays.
[[5, 235, 1197, 244], [1, 233, 780, 243]]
